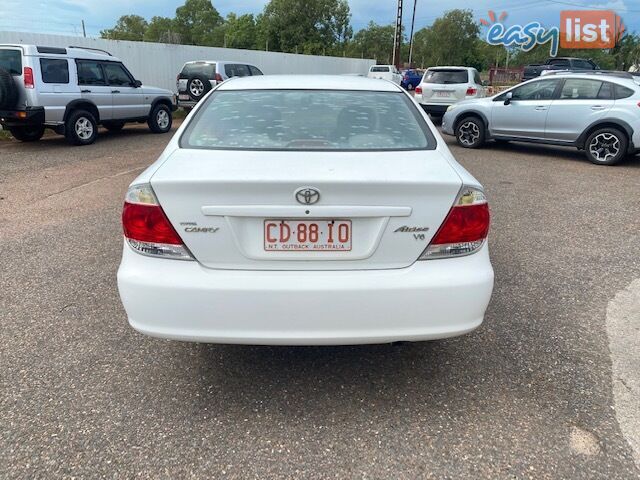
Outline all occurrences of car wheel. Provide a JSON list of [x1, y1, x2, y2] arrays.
[[8, 125, 45, 142], [584, 127, 627, 166], [0, 67, 18, 109], [148, 103, 172, 133], [407, 83, 414, 90], [65, 110, 98, 146], [103, 121, 125, 132], [187, 74, 211, 102], [455, 117, 485, 149]]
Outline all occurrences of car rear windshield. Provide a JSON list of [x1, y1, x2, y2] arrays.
[[424, 69, 468, 84], [181, 63, 215, 78], [0, 49, 22, 75], [181, 90, 434, 151], [370, 66, 390, 72]]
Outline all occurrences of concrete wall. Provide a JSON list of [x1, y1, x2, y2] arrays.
[[0, 31, 375, 92]]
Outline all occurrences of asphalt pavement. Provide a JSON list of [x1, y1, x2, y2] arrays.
[[1, 123, 639, 479]]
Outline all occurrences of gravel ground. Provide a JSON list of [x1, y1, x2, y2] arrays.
[[1, 123, 639, 479]]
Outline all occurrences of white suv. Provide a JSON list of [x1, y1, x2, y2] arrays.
[[176, 60, 263, 109], [414, 67, 486, 119], [0, 44, 175, 145]]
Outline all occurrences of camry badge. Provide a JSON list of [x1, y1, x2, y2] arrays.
[[295, 187, 320, 205]]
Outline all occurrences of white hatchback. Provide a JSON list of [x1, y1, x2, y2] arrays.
[[117, 75, 494, 345]]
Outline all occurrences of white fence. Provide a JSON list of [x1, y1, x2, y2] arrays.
[[0, 31, 376, 92]]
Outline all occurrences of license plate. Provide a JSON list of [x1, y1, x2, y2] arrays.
[[178, 94, 190, 100], [435, 91, 450, 97], [264, 220, 352, 252]]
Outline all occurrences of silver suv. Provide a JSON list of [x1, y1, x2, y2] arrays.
[[176, 60, 263, 109], [442, 71, 640, 165], [414, 66, 486, 119], [0, 44, 175, 145]]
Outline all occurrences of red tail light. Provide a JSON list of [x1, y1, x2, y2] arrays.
[[415, 86, 422, 94], [466, 86, 477, 96], [123, 202, 183, 245], [122, 184, 192, 260], [431, 203, 490, 244], [420, 188, 490, 259], [215, 73, 224, 83], [23, 67, 34, 89]]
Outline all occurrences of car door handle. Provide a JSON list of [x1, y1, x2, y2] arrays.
[[81, 89, 91, 93], [535, 106, 548, 111], [591, 105, 606, 110], [111, 90, 121, 94]]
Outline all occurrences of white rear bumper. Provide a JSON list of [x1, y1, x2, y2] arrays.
[[117, 244, 494, 345]]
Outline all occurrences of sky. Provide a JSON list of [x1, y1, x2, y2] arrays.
[[0, 0, 637, 39]]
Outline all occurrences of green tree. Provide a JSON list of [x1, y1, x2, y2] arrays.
[[222, 13, 257, 49], [260, 0, 352, 55], [144, 16, 180, 43], [347, 22, 396, 63], [100, 15, 148, 41], [174, 0, 224, 46], [411, 9, 483, 68]]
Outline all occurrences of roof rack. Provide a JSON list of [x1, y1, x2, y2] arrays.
[[67, 46, 112, 56], [543, 70, 634, 79]]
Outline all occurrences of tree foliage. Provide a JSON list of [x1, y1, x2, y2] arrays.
[[100, 15, 148, 42], [260, 0, 352, 55], [99, 3, 640, 73], [346, 22, 396, 63], [174, 0, 224, 46]]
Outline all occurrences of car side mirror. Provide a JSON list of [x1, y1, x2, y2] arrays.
[[504, 91, 513, 105], [134, 80, 142, 88]]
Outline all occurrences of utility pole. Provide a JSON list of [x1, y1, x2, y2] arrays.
[[81, 20, 86, 38], [408, 0, 417, 67], [392, 0, 403, 69]]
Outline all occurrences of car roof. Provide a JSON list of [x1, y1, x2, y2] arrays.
[[183, 60, 253, 65], [217, 75, 403, 92], [0, 44, 120, 61], [427, 66, 471, 70], [538, 71, 640, 87]]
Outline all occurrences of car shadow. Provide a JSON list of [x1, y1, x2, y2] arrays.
[[165, 332, 498, 418], [0, 123, 179, 152], [484, 140, 639, 168]]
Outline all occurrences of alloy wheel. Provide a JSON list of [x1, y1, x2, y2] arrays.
[[458, 121, 480, 147], [75, 117, 94, 140], [190, 79, 204, 96], [589, 133, 620, 163], [157, 109, 170, 129]]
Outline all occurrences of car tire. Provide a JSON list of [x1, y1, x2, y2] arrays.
[[0, 67, 18, 109], [407, 83, 414, 90], [187, 74, 211, 102], [584, 127, 627, 166], [103, 121, 125, 132], [65, 110, 98, 146], [8, 125, 45, 142], [455, 116, 485, 149], [147, 103, 172, 134]]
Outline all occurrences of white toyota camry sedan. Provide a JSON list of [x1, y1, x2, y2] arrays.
[[117, 75, 494, 345]]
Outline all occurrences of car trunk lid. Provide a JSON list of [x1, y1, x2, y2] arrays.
[[150, 149, 462, 270]]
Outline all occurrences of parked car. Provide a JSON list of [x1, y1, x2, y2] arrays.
[[0, 44, 175, 145], [367, 65, 402, 85], [414, 66, 486, 120], [442, 71, 640, 165], [522, 57, 599, 81], [401, 69, 423, 90], [117, 75, 494, 345], [176, 60, 263, 108]]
